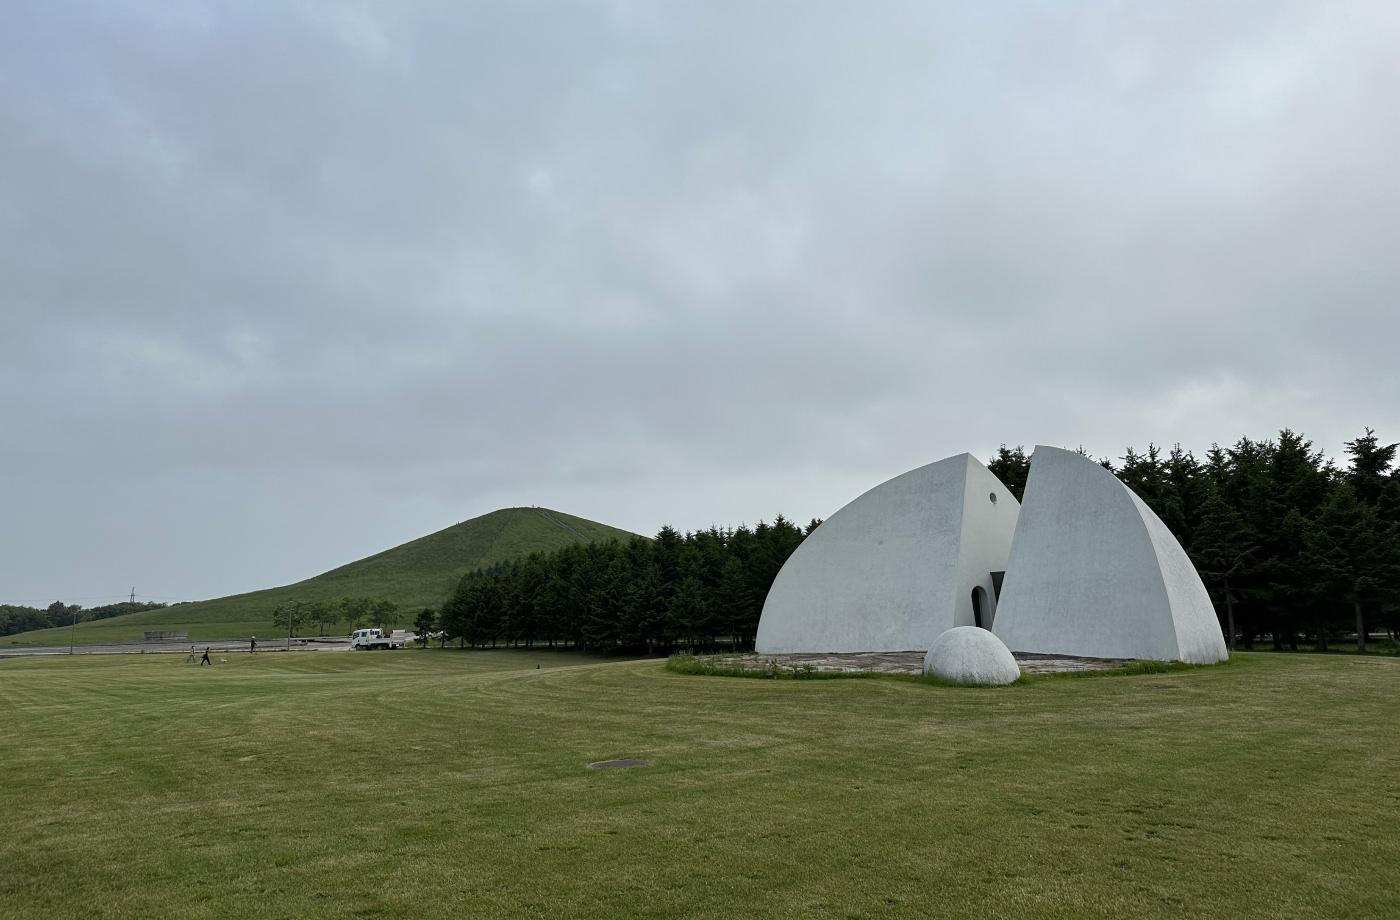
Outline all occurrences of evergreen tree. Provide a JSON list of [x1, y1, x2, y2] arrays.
[[564, 544, 597, 650], [617, 536, 658, 651], [584, 549, 628, 652], [535, 574, 571, 648], [670, 575, 706, 652], [1117, 444, 1166, 511], [438, 589, 471, 647], [673, 542, 713, 648], [987, 445, 1030, 501], [1344, 428, 1398, 507], [716, 556, 754, 649], [504, 555, 545, 648], [413, 608, 437, 647], [463, 578, 502, 647], [1190, 482, 1252, 650], [1304, 483, 1400, 652], [622, 560, 663, 653]]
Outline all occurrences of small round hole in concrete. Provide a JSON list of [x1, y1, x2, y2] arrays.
[[588, 758, 651, 769]]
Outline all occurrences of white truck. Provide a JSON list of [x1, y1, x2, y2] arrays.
[[348, 628, 408, 651]]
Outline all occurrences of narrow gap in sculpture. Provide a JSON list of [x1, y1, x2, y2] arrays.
[[972, 587, 985, 629]]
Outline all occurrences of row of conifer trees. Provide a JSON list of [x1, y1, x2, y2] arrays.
[[429, 428, 1399, 655], [429, 518, 811, 653]]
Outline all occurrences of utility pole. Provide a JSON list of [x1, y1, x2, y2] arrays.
[[70, 605, 77, 655], [287, 598, 293, 652], [129, 587, 136, 604]]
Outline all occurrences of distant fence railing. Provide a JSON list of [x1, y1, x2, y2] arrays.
[[143, 631, 188, 641]]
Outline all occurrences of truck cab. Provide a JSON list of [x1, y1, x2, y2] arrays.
[[349, 628, 390, 650]]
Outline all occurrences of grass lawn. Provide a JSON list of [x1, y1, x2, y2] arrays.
[[1, 650, 1397, 919]]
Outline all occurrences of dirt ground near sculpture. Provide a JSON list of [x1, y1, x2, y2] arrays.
[[707, 649, 1127, 675]]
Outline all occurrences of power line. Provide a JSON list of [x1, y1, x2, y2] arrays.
[[0, 593, 186, 605], [0, 595, 130, 603]]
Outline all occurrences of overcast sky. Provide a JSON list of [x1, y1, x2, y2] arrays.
[[2, 1, 1397, 606]]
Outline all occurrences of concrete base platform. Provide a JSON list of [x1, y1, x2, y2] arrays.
[[706, 650, 1127, 676]]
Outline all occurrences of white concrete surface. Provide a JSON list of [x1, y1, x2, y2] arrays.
[[755, 454, 1019, 654], [922, 626, 1021, 684], [992, 447, 1228, 664]]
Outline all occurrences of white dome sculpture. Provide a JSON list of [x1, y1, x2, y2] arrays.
[[923, 627, 1021, 685], [992, 446, 1229, 664], [755, 454, 1019, 654]]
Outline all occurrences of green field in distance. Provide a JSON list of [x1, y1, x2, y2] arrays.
[[1, 650, 1397, 919], [4, 507, 637, 648]]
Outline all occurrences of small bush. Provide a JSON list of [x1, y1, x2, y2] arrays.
[[1369, 637, 1399, 656]]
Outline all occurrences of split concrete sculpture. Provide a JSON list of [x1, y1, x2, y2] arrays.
[[923, 626, 1021, 685], [755, 454, 1019, 654], [992, 446, 1228, 664]]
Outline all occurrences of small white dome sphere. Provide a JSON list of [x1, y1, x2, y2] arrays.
[[923, 627, 1021, 685]]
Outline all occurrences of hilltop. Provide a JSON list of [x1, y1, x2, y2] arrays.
[[4, 508, 639, 647]]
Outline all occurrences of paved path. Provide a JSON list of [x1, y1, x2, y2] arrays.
[[0, 637, 351, 658], [534, 506, 595, 543]]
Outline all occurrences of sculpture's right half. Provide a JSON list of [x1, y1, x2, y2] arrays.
[[992, 446, 1228, 664]]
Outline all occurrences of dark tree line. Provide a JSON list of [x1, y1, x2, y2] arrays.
[[437, 428, 1397, 657], [990, 429, 1400, 652], [430, 518, 813, 654], [0, 601, 168, 637]]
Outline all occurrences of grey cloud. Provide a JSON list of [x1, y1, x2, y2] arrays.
[[2, 0, 1397, 602]]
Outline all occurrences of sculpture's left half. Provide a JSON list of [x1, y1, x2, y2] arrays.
[[755, 454, 1020, 654]]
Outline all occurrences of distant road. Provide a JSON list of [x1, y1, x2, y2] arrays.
[[0, 637, 351, 658]]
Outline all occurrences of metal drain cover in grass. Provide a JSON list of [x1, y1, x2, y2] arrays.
[[588, 758, 652, 769]]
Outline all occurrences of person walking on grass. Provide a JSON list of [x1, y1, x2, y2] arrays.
[[250, 636, 257, 654], [200, 647, 211, 666], [186, 645, 198, 664]]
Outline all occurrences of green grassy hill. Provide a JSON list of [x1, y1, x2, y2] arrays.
[[5, 508, 638, 647]]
